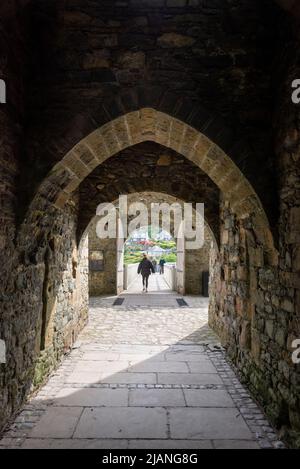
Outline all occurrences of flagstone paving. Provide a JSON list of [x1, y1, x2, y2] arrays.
[[0, 289, 285, 449]]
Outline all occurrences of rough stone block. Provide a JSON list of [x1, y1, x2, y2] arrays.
[[158, 33, 195, 48]]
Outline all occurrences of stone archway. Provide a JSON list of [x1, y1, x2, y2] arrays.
[[30, 108, 275, 253], [1, 0, 299, 447], [9, 107, 279, 442], [82, 192, 217, 297], [17, 108, 277, 384]]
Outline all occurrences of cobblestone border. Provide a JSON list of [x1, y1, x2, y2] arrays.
[[207, 347, 286, 449], [0, 344, 286, 449]]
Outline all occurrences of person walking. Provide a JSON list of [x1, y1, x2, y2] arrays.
[[152, 258, 157, 273], [137, 253, 155, 292], [159, 257, 166, 274]]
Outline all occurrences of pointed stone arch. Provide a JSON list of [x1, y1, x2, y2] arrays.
[[80, 191, 217, 296], [30, 108, 275, 254]]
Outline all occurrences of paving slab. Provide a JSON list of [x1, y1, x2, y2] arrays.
[[0, 293, 282, 450], [184, 389, 235, 407], [128, 439, 213, 449], [213, 440, 260, 449], [66, 371, 104, 384], [187, 361, 217, 373], [81, 352, 120, 361], [54, 387, 128, 407], [22, 438, 128, 449], [165, 352, 209, 362], [157, 373, 222, 385], [129, 389, 185, 407], [73, 360, 130, 373], [120, 353, 166, 363], [111, 345, 168, 354], [169, 408, 253, 440], [74, 407, 168, 439], [28, 407, 82, 439], [130, 361, 189, 373], [167, 345, 205, 353], [100, 372, 157, 384]]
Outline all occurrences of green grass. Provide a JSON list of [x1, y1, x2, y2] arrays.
[[156, 240, 176, 250], [124, 237, 177, 265], [124, 253, 143, 265], [124, 251, 177, 265], [164, 253, 177, 263]]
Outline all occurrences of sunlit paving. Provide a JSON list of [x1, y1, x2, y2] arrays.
[[1, 288, 283, 449]]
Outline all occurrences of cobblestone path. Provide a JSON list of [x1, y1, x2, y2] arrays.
[[0, 292, 284, 449]]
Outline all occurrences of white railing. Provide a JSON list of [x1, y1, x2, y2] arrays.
[[124, 263, 139, 290], [163, 263, 177, 291]]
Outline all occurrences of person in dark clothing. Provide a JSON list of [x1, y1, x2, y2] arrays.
[[137, 254, 155, 292], [159, 257, 166, 274]]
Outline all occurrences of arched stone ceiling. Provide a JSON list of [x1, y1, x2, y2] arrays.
[[78, 141, 220, 242], [82, 191, 216, 248], [25, 108, 276, 256]]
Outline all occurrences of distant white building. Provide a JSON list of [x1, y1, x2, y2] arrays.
[[155, 230, 172, 241]]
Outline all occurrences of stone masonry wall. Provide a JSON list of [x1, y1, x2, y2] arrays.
[[209, 198, 300, 447], [0, 2, 28, 433], [273, 24, 300, 447], [78, 232, 89, 321], [1, 0, 299, 447], [21, 0, 280, 226], [34, 197, 89, 386], [88, 217, 117, 296], [185, 226, 212, 295], [78, 142, 220, 243], [0, 195, 88, 432], [87, 197, 214, 296], [88, 226, 213, 297]]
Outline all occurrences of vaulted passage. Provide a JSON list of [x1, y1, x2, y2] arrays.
[[0, 0, 299, 449]]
